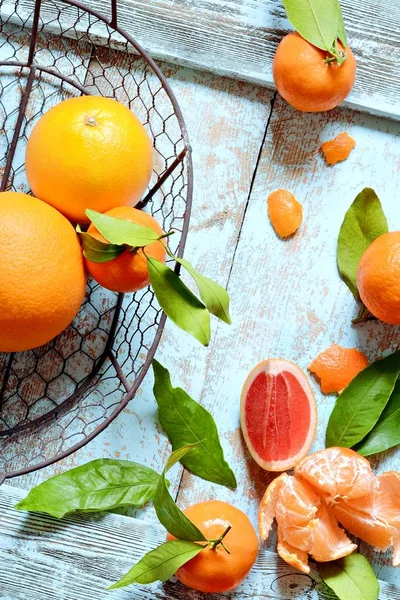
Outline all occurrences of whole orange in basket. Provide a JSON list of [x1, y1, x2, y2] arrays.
[[167, 500, 258, 593], [85, 206, 166, 293], [356, 231, 400, 325], [25, 96, 153, 224], [0, 192, 86, 352], [273, 32, 356, 112]]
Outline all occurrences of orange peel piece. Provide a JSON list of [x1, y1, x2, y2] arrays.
[[308, 344, 369, 394], [267, 189, 302, 238], [321, 132, 356, 165]]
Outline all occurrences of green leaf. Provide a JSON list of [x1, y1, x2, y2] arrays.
[[109, 540, 204, 589], [153, 445, 207, 542], [86, 209, 160, 247], [152, 360, 237, 489], [78, 231, 125, 263], [335, 0, 348, 47], [15, 459, 161, 518], [337, 188, 388, 298], [147, 257, 211, 346], [355, 380, 400, 456], [281, 0, 339, 51], [175, 257, 231, 324], [326, 350, 400, 448], [319, 554, 380, 600]]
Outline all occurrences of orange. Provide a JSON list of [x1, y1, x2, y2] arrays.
[[259, 448, 400, 572], [0, 192, 86, 352], [85, 206, 166, 293], [167, 500, 258, 593], [240, 359, 317, 471], [273, 32, 356, 112], [25, 96, 153, 224], [308, 344, 369, 393], [356, 231, 400, 325], [267, 190, 303, 238], [321, 132, 356, 165]]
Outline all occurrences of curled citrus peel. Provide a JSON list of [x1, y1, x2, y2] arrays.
[[308, 344, 369, 394], [267, 190, 303, 238], [321, 132, 356, 165]]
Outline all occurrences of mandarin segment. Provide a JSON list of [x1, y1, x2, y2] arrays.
[[308, 344, 369, 394], [267, 189, 303, 238], [356, 231, 400, 325], [321, 132, 356, 165], [277, 528, 310, 574], [309, 501, 357, 562], [258, 473, 288, 540], [273, 32, 356, 112]]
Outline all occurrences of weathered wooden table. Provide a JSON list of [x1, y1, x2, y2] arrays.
[[0, 0, 400, 597]]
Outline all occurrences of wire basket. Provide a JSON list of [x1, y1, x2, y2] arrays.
[[0, 0, 192, 482]]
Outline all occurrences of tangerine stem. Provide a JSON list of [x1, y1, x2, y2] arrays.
[[209, 525, 232, 554]]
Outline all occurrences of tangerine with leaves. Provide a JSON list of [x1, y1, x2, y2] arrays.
[[357, 231, 400, 325], [84, 207, 166, 293], [0, 192, 86, 352], [273, 33, 356, 112], [26, 96, 153, 224], [167, 500, 259, 593]]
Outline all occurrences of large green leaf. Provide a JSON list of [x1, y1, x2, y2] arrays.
[[153, 360, 236, 488], [147, 257, 211, 346], [78, 231, 125, 263], [15, 459, 161, 518], [109, 540, 204, 589], [86, 209, 161, 247], [175, 257, 231, 324], [326, 350, 400, 448], [153, 445, 207, 542], [282, 0, 339, 51], [319, 554, 380, 600], [355, 379, 400, 456], [337, 188, 388, 299]]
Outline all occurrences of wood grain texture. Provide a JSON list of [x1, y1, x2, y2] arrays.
[[2, 0, 400, 119], [1, 483, 399, 600]]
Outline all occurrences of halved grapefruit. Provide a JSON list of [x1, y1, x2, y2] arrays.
[[240, 359, 317, 471]]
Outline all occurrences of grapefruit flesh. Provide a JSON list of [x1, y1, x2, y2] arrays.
[[240, 359, 317, 471]]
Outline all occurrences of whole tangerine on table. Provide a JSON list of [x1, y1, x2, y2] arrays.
[[84, 206, 166, 293], [357, 231, 400, 325], [167, 500, 259, 593], [0, 191, 86, 352], [25, 96, 153, 224], [273, 32, 356, 112]]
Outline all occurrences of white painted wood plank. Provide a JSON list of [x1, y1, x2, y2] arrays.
[[175, 96, 400, 586], [2, 0, 400, 119], [1, 483, 399, 599]]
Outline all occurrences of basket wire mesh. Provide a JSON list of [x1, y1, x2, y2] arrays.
[[0, 0, 193, 482]]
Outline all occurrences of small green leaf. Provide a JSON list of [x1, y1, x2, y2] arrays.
[[147, 257, 211, 346], [326, 350, 400, 448], [175, 257, 231, 324], [15, 459, 161, 518], [337, 188, 388, 298], [335, 0, 348, 47], [86, 209, 160, 247], [153, 360, 237, 489], [281, 0, 339, 52], [319, 554, 380, 600], [355, 380, 400, 456], [153, 445, 207, 542], [78, 231, 125, 263], [109, 540, 204, 589]]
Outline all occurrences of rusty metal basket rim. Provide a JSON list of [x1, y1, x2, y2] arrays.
[[0, 0, 193, 482]]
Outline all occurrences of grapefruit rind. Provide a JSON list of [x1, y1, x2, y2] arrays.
[[240, 359, 317, 471]]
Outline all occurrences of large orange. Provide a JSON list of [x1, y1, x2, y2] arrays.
[[0, 192, 86, 352], [273, 32, 356, 112], [167, 500, 258, 593], [356, 231, 400, 325], [25, 96, 153, 224], [85, 206, 166, 293]]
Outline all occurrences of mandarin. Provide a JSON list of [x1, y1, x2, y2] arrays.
[[84, 206, 166, 293], [25, 96, 153, 224], [0, 192, 86, 352], [356, 231, 400, 325], [273, 33, 356, 112], [167, 500, 258, 593]]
